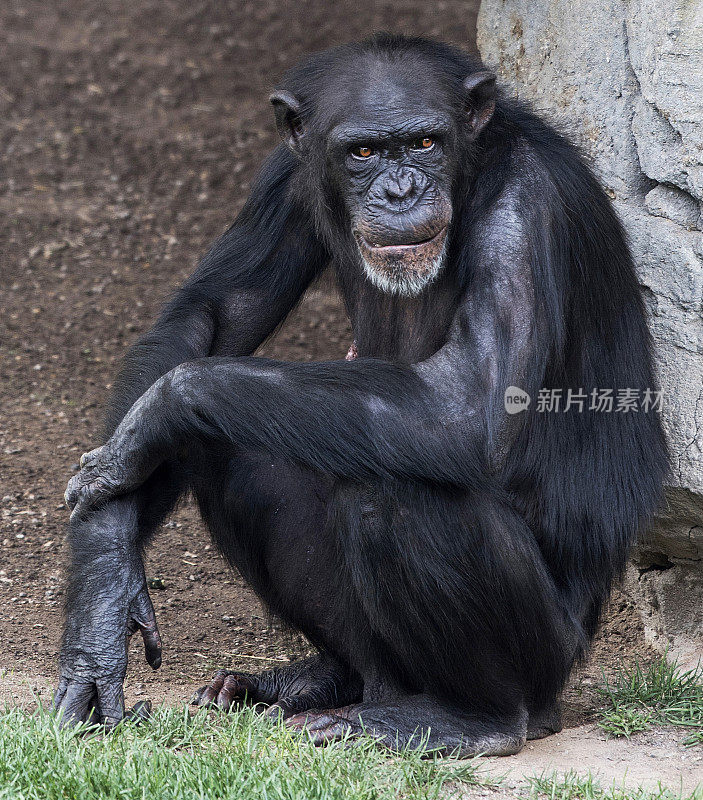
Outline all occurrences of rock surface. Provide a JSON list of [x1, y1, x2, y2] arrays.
[[478, 0, 703, 660]]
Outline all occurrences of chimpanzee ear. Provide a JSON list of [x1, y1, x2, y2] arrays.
[[462, 71, 497, 139], [269, 90, 305, 154]]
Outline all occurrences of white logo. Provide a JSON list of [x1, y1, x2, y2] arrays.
[[504, 386, 531, 414]]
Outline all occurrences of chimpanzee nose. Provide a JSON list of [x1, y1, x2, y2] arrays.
[[384, 169, 417, 202]]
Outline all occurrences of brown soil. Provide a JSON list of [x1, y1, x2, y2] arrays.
[[2, 1, 689, 791]]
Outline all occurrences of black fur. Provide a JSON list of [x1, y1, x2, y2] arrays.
[[57, 34, 667, 755]]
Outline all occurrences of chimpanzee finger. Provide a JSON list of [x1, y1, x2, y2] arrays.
[[53, 676, 69, 709], [128, 589, 162, 669], [190, 685, 208, 706], [56, 680, 98, 727], [193, 669, 228, 707], [306, 719, 354, 745], [64, 455, 100, 508], [285, 710, 352, 738], [67, 482, 111, 523], [141, 626, 162, 669], [216, 673, 257, 710], [64, 450, 112, 517], [79, 447, 105, 469], [265, 694, 315, 721], [95, 678, 125, 730], [85, 694, 102, 727], [64, 474, 82, 511], [124, 700, 152, 724]]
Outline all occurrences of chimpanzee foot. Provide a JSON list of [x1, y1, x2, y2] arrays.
[[526, 701, 563, 740], [286, 695, 528, 757], [191, 669, 261, 711], [191, 654, 362, 718], [286, 707, 360, 744]]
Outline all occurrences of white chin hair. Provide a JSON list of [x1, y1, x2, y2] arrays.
[[360, 242, 447, 298]]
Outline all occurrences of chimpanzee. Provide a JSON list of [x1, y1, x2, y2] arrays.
[[55, 34, 667, 756]]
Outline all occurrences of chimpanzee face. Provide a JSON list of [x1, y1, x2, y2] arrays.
[[270, 51, 495, 297], [326, 109, 454, 296]]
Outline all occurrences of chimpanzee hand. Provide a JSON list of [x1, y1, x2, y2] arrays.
[[65, 441, 156, 521], [54, 520, 162, 729], [64, 446, 124, 521]]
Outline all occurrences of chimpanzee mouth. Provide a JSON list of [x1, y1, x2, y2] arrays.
[[355, 227, 449, 297], [357, 226, 448, 255]]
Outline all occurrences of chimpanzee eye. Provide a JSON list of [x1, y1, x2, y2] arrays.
[[351, 145, 374, 159], [410, 137, 435, 151]]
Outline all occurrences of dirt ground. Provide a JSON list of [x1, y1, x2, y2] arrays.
[[0, 0, 700, 793]]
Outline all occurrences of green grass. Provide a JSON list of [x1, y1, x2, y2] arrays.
[[0, 704, 487, 800], [528, 771, 703, 800], [2, 658, 701, 800], [598, 657, 703, 746]]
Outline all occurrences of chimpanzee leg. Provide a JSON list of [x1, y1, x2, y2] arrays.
[[186, 450, 363, 719], [282, 480, 577, 757], [64, 412, 577, 744]]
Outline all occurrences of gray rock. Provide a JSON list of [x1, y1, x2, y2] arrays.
[[626, 0, 703, 203], [625, 559, 703, 669], [644, 185, 701, 230], [632, 97, 690, 193], [478, 0, 703, 659]]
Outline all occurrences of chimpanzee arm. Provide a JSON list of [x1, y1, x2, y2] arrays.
[[66, 207, 538, 516], [104, 144, 328, 434], [55, 145, 327, 728]]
